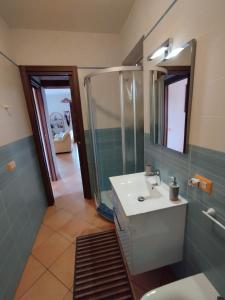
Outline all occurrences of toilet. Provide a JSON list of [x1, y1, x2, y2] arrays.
[[141, 273, 220, 300]]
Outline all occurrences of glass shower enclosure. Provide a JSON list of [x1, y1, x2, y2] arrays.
[[84, 66, 143, 221]]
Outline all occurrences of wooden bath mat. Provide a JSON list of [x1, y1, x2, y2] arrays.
[[73, 229, 135, 300]]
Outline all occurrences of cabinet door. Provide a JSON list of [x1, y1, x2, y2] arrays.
[[112, 190, 132, 271]]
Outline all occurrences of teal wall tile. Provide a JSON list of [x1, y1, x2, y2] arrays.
[[0, 243, 23, 300], [0, 194, 11, 245], [189, 145, 225, 221], [96, 128, 123, 191], [85, 128, 144, 195], [144, 133, 190, 197], [0, 136, 47, 300], [85, 128, 123, 192], [144, 132, 225, 296]]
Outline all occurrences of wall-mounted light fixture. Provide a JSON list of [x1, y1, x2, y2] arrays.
[[150, 46, 168, 60], [147, 38, 172, 61], [165, 47, 184, 59]]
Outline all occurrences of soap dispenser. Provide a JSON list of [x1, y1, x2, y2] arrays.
[[169, 176, 179, 201]]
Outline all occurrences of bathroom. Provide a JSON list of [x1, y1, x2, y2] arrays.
[[0, 0, 225, 299]]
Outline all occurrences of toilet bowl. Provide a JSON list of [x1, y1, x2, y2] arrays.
[[141, 273, 220, 300]]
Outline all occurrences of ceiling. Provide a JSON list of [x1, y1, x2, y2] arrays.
[[0, 0, 134, 33]]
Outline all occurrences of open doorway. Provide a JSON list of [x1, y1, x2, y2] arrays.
[[20, 66, 92, 206], [40, 86, 79, 201]]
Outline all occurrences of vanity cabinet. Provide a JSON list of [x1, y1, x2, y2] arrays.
[[112, 185, 187, 275]]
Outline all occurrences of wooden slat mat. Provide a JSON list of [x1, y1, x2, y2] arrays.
[[73, 229, 135, 300]]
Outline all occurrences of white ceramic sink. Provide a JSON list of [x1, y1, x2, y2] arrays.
[[111, 172, 188, 274], [110, 172, 187, 217], [141, 273, 219, 300]]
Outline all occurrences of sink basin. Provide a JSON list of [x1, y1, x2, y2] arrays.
[[110, 172, 187, 217], [141, 273, 219, 300]]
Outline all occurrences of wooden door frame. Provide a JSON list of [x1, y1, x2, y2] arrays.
[[20, 66, 92, 206], [31, 83, 58, 181]]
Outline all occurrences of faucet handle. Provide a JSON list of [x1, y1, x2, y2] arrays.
[[156, 169, 161, 184]]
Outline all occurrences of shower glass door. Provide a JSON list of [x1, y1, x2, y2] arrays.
[[85, 67, 143, 217], [123, 71, 135, 174]]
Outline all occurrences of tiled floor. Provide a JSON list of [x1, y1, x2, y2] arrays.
[[13, 145, 113, 300], [13, 144, 175, 300]]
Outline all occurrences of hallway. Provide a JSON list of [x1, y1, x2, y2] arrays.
[[13, 144, 114, 300]]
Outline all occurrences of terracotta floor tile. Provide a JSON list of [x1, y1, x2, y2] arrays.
[[80, 224, 105, 236], [16, 145, 119, 300], [58, 217, 91, 242], [32, 224, 55, 251], [44, 209, 74, 231], [20, 271, 68, 300], [14, 256, 46, 300], [61, 199, 87, 215], [92, 214, 115, 230], [63, 291, 73, 300], [72, 204, 113, 229], [55, 193, 85, 210], [44, 205, 60, 220], [55, 196, 75, 209], [32, 232, 71, 268], [50, 244, 75, 289], [74, 206, 98, 223]]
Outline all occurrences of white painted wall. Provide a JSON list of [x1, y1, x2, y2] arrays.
[[9, 28, 123, 131], [11, 29, 122, 67], [90, 72, 121, 129], [0, 17, 31, 146], [120, 0, 173, 59], [78, 69, 121, 130], [0, 17, 11, 55], [144, 0, 225, 152], [1, 0, 225, 152], [0, 17, 124, 143], [0, 55, 32, 146]]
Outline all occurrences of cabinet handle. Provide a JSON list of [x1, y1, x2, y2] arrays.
[[113, 207, 124, 231]]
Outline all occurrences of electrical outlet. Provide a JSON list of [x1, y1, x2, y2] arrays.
[[6, 160, 16, 172], [195, 174, 213, 194]]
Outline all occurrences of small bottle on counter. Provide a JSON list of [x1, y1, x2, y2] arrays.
[[169, 177, 179, 201]]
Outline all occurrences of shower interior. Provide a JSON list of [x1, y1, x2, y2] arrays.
[[85, 67, 144, 221]]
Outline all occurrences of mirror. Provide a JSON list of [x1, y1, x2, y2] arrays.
[[149, 39, 196, 153]]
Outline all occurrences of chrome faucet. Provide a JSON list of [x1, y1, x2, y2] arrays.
[[145, 164, 161, 185]]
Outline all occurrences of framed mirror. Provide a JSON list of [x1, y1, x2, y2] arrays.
[[149, 39, 196, 153]]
